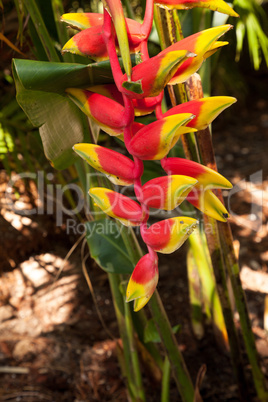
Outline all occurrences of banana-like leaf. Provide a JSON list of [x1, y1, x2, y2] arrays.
[[12, 59, 116, 94], [85, 219, 134, 274], [12, 58, 117, 169]]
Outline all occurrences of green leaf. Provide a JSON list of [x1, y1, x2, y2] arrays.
[[144, 319, 181, 343], [12, 59, 116, 95], [85, 219, 134, 274], [122, 80, 143, 94], [142, 160, 165, 185], [12, 59, 117, 169]]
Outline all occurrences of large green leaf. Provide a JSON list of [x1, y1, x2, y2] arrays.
[[12, 59, 116, 169], [85, 219, 134, 274], [12, 56, 140, 169], [12, 59, 116, 94]]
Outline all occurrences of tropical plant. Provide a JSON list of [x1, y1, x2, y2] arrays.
[[8, 0, 268, 400]]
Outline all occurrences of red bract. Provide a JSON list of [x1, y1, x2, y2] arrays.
[[66, 88, 130, 136], [141, 217, 198, 254], [161, 158, 232, 189], [89, 188, 145, 226], [126, 253, 159, 311], [129, 114, 194, 160], [154, 0, 239, 17], [62, 24, 141, 60], [163, 96, 237, 130], [158, 25, 232, 84], [141, 175, 197, 210], [73, 144, 137, 186], [120, 50, 191, 98], [187, 188, 229, 221], [87, 83, 162, 116]]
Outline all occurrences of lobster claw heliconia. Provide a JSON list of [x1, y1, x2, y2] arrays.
[[161, 158, 231, 221], [89, 188, 145, 226], [66, 88, 129, 137], [141, 217, 198, 254], [163, 96, 237, 130], [161, 158, 233, 190], [187, 188, 229, 222], [61, 13, 147, 46], [86, 83, 163, 116], [120, 50, 192, 98], [126, 253, 159, 311], [141, 175, 197, 210], [73, 144, 136, 186], [129, 113, 195, 160], [154, 0, 239, 17], [159, 25, 232, 85]]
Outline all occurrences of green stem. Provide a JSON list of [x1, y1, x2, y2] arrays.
[[23, 0, 60, 62], [120, 226, 164, 370], [150, 291, 195, 402], [120, 224, 195, 401], [189, 229, 228, 347], [161, 356, 171, 402], [51, 0, 75, 63], [123, 283, 146, 401], [108, 274, 138, 400], [187, 247, 205, 339]]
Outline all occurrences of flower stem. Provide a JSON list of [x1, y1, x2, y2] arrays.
[[149, 291, 195, 402], [108, 274, 145, 401], [120, 225, 195, 401]]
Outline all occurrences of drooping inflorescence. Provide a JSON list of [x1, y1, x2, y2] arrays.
[[62, 0, 237, 311]]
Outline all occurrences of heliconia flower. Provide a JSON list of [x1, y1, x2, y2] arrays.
[[120, 50, 192, 99], [85, 84, 124, 105], [163, 96, 237, 130], [87, 84, 162, 116], [61, 12, 103, 30], [141, 175, 197, 210], [65, 88, 128, 136], [126, 253, 159, 311], [161, 158, 232, 190], [141, 217, 198, 254], [154, 0, 239, 17], [158, 25, 232, 85], [61, 25, 142, 61], [133, 95, 163, 116], [62, 25, 109, 60], [89, 188, 145, 226], [187, 188, 229, 222], [73, 144, 136, 186], [61, 13, 148, 46], [102, 0, 132, 79], [129, 113, 195, 160]]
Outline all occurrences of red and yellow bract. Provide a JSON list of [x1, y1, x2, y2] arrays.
[[162, 158, 232, 190], [141, 217, 198, 254], [155, 0, 238, 17], [129, 114, 194, 160], [142, 175, 197, 210], [89, 188, 145, 226], [73, 144, 136, 186], [126, 253, 159, 311], [66, 88, 128, 136], [163, 96, 237, 130]]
